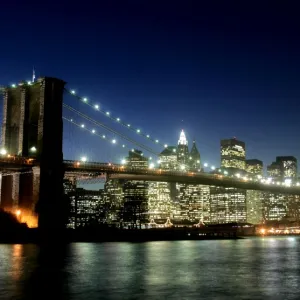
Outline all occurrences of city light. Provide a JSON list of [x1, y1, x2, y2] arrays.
[[122, 144, 125, 148], [149, 163, 155, 169], [0, 148, 7, 155], [83, 97, 88, 102], [164, 144, 168, 148], [16, 210, 21, 217], [204, 163, 208, 167], [71, 90, 76, 94], [80, 156, 87, 162], [92, 129, 96, 133], [147, 135, 150, 138], [127, 124, 131, 127], [121, 159, 126, 164], [81, 124, 85, 128], [30, 146, 37, 152], [117, 118, 120, 122], [102, 135, 106, 138], [11, 84, 16, 88], [284, 178, 292, 187], [94, 104, 99, 110], [112, 139, 116, 144], [27, 81, 31, 85], [180, 165, 185, 170], [106, 112, 110, 115], [236, 173, 240, 178], [224, 170, 228, 175], [155, 140, 159, 143], [211, 166, 215, 170], [137, 129, 141, 133]]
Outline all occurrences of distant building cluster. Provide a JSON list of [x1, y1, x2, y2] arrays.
[[64, 131, 300, 229]]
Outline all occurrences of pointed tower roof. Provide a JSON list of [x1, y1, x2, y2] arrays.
[[190, 140, 200, 157], [178, 129, 188, 145]]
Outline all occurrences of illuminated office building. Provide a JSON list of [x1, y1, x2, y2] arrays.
[[174, 184, 210, 223], [221, 138, 246, 171], [148, 181, 172, 220], [123, 149, 149, 227], [126, 149, 148, 169], [159, 146, 178, 170], [246, 159, 263, 175], [245, 159, 263, 224], [267, 156, 297, 180], [276, 156, 297, 179], [177, 130, 189, 170], [262, 192, 287, 221], [104, 179, 124, 225], [67, 188, 104, 229], [123, 180, 149, 228], [210, 187, 247, 223], [267, 162, 281, 179]]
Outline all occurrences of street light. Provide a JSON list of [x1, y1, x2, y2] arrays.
[[80, 156, 87, 162], [30, 146, 37, 152], [0, 148, 7, 155]]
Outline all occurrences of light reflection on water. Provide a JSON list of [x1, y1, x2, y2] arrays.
[[0, 237, 300, 299]]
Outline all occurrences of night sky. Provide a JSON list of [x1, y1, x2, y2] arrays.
[[1, 1, 300, 171]]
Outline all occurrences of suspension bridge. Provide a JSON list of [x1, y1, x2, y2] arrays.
[[0, 77, 299, 229]]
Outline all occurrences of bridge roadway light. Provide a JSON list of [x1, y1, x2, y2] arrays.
[[211, 166, 215, 170], [80, 156, 87, 162], [71, 90, 76, 94], [94, 104, 99, 110], [0, 148, 7, 155], [204, 163, 208, 167]]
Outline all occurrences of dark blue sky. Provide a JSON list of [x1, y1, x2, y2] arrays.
[[1, 1, 300, 170]]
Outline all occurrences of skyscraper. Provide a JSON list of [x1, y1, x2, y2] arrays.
[[159, 146, 178, 170], [177, 130, 189, 170], [210, 187, 247, 223], [267, 156, 297, 180], [189, 140, 201, 171], [221, 138, 246, 171], [123, 149, 149, 228], [246, 159, 263, 175]]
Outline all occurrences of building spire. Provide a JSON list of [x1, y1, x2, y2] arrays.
[[32, 67, 36, 82], [178, 129, 188, 145]]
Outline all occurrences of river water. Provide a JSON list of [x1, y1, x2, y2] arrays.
[[0, 237, 299, 299]]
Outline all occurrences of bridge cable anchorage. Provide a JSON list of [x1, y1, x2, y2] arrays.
[[64, 88, 169, 149], [63, 104, 159, 156], [63, 116, 158, 158]]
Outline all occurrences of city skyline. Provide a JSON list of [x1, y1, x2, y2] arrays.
[[1, 2, 300, 168]]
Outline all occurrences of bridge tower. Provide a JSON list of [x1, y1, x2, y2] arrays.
[[1, 77, 66, 230]]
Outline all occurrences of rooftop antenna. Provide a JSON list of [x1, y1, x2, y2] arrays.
[[32, 67, 36, 83]]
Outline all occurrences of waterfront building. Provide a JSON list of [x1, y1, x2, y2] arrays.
[[148, 181, 172, 220], [245, 159, 263, 224], [67, 188, 104, 229], [173, 184, 210, 223], [262, 192, 287, 221], [104, 179, 124, 225], [210, 187, 247, 223]]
